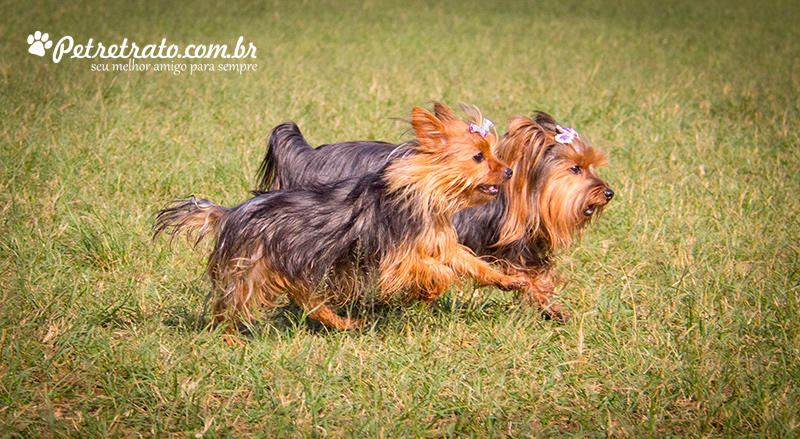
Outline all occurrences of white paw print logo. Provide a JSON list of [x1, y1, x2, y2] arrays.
[[27, 31, 53, 57]]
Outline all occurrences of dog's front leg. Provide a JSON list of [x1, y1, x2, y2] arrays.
[[449, 248, 528, 291], [519, 268, 571, 322]]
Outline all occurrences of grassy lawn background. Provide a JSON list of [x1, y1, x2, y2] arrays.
[[1, 0, 799, 436]]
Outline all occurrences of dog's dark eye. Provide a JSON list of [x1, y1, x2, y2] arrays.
[[569, 165, 582, 174], [473, 152, 485, 163]]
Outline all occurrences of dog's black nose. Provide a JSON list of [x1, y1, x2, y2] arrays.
[[603, 188, 614, 201], [504, 167, 513, 179]]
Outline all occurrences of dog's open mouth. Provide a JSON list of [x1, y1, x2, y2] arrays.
[[584, 205, 595, 216], [478, 184, 500, 196]]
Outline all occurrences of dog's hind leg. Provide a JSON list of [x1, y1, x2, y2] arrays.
[[208, 266, 278, 345]]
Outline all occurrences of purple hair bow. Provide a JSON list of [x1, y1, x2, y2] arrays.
[[555, 125, 580, 144], [469, 118, 494, 137]]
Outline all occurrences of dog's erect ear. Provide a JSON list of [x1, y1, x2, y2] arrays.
[[412, 106, 448, 144], [433, 102, 459, 125], [534, 111, 557, 132]]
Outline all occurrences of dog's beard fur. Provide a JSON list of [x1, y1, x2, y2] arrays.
[[255, 110, 613, 320], [154, 103, 523, 333]]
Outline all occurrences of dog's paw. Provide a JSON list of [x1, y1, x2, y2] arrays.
[[521, 292, 572, 323], [222, 334, 247, 347], [344, 318, 365, 330], [540, 302, 572, 323], [498, 276, 529, 291]]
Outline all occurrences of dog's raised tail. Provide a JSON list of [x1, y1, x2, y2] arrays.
[[255, 121, 311, 192], [152, 197, 227, 246]]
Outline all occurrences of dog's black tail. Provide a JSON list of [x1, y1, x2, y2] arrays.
[[255, 122, 313, 192]]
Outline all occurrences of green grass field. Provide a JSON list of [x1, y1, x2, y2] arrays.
[[2, 0, 799, 437]]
